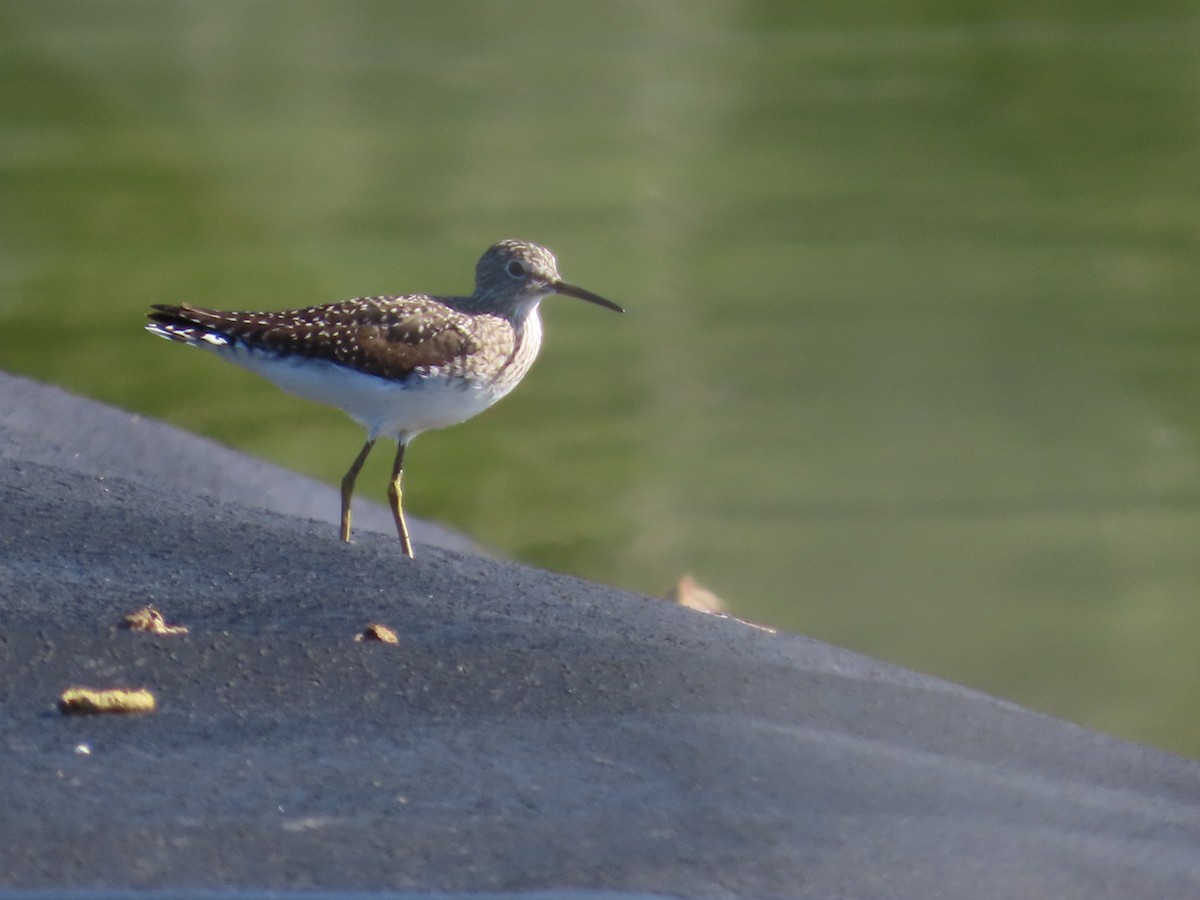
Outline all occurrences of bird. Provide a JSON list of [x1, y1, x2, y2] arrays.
[[145, 239, 623, 557]]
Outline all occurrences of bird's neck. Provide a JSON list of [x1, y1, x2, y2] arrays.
[[457, 291, 546, 324]]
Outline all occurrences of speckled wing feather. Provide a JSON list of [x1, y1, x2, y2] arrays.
[[147, 297, 488, 381]]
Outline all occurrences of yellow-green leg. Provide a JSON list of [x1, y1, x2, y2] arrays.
[[388, 441, 414, 558], [340, 438, 377, 542]]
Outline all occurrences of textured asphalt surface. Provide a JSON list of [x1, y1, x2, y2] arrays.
[[2, 370, 1199, 899]]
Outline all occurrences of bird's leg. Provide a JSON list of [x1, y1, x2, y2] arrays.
[[388, 441, 414, 558], [340, 438, 377, 542]]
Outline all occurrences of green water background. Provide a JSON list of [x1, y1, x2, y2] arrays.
[[3, 2, 1199, 757]]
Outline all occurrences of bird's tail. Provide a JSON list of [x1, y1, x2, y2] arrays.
[[145, 304, 234, 347]]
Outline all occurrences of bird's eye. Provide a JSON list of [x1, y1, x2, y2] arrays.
[[505, 260, 527, 278]]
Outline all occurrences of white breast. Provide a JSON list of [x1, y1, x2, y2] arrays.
[[216, 346, 510, 441]]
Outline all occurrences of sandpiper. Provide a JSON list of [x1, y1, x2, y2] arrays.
[[146, 239, 623, 557]]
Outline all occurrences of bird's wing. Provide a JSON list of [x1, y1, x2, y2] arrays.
[[147, 297, 485, 380]]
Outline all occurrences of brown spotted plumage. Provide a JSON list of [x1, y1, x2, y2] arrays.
[[148, 297, 491, 382], [147, 239, 622, 558]]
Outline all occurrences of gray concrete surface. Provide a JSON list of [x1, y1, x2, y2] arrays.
[[2, 370, 1199, 899], [0, 371, 479, 555]]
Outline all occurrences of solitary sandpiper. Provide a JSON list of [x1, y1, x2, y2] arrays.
[[146, 239, 623, 558]]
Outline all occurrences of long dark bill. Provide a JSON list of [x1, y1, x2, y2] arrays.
[[553, 281, 625, 313]]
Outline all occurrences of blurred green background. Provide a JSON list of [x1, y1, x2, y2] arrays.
[[3, 2, 1199, 757]]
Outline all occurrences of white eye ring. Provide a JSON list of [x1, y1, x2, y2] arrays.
[[505, 260, 527, 278]]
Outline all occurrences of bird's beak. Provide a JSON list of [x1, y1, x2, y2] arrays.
[[552, 281, 625, 313]]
